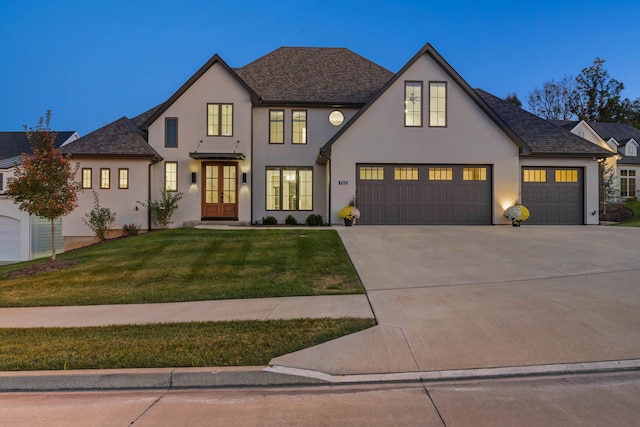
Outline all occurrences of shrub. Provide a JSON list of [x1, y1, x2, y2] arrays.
[[83, 191, 116, 241], [285, 215, 298, 225], [138, 190, 183, 229], [262, 216, 278, 225], [305, 214, 323, 226], [122, 223, 141, 236]]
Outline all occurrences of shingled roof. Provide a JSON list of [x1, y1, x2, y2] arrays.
[[62, 116, 160, 160], [235, 47, 394, 105], [0, 131, 76, 160], [476, 90, 614, 157]]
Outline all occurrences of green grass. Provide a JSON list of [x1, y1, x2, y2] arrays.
[[0, 228, 364, 307], [0, 318, 376, 371], [616, 200, 640, 226]]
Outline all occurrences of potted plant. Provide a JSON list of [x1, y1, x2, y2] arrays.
[[338, 197, 360, 226], [503, 202, 530, 226]]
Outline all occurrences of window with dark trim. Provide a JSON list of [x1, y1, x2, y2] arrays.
[[165, 162, 178, 192], [292, 110, 307, 144], [269, 110, 284, 144], [429, 82, 447, 127], [620, 169, 636, 198], [165, 118, 178, 147], [0, 172, 3, 192], [207, 103, 233, 136], [118, 168, 129, 189], [266, 167, 313, 211], [81, 168, 92, 189], [100, 168, 110, 189], [404, 81, 422, 127]]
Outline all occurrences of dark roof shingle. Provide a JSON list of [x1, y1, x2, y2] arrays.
[[476, 90, 613, 157], [235, 47, 394, 105], [0, 131, 76, 159]]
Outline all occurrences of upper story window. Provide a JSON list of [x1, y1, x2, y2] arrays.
[[269, 110, 284, 144], [292, 110, 307, 144], [429, 82, 447, 127], [165, 162, 178, 192], [100, 168, 110, 189], [207, 103, 233, 136], [627, 143, 637, 156], [404, 81, 422, 127], [329, 110, 344, 126], [81, 168, 92, 189], [165, 118, 178, 147], [0, 172, 3, 192], [118, 168, 129, 189]]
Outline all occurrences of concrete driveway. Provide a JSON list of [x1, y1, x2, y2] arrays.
[[271, 226, 640, 376]]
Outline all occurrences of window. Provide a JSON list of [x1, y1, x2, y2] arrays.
[[329, 110, 344, 126], [628, 144, 637, 156], [620, 169, 636, 198], [266, 167, 313, 211], [81, 168, 92, 189], [165, 162, 178, 192], [207, 103, 233, 136], [394, 167, 419, 180], [165, 118, 178, 147], [100, 168, 110, 189], [118, 168, 129, 189], [269, 110, 284, 144], [292, 110, 307, 144], [555, 169, 578, 183], [429, 167, 452, 181], [0, 172, 3, 192], [429, 82, 447, 127], [359, 166, 384, 180], [523, 169, 547, 182], [404, 81, 422, 127], [463, 167, 487, 181]]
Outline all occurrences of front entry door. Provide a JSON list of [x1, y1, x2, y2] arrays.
[[202, 162, 238, 219]]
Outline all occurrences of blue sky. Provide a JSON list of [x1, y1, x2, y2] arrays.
[[1, 0, 638, 135]]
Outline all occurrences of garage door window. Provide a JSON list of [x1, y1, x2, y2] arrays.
[[523, 169, 546, 182], [360, 167, 384, 180], [555, 170, 578, 182], [394, 167, 418, 180], [429, 167, 452, 180], [463, 167, 487, 181]]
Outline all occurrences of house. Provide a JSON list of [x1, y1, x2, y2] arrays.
[[555, 120, 640, 200], [60, 43, 612, 248], [0, 131, 79, 262]]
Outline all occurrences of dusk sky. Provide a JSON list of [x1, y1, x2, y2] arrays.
[[2, 0, 639, 135]]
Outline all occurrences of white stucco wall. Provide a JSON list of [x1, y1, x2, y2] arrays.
[[329, 53, 521, 224], [147, 63, 253, 226]]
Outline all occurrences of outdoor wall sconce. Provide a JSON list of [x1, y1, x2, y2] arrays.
[[191, 172, 197, 184], [242, 173, 247, 184]]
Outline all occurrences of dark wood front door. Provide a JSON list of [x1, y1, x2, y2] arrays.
[[202, 162, 238, 219]]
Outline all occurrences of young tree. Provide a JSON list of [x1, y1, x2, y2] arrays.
[[6, 111, 79, 261], [504, 93, 522, 108], [527, 76, 578, 120], [599, 161, 618, 216], [573, 58, 624, 122]]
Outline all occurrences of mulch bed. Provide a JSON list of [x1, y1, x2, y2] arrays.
[[7, 260, 79, 279], [600, 204, 633, 222]]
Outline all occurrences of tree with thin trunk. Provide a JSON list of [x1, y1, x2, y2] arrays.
[[527, 75, 578, 120], [6, 111, 79, 261]]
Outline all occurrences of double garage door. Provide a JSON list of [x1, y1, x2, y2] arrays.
[[355, 165, 584, 225], [356, 164, 492, 225], [521, 167, 584, 225]]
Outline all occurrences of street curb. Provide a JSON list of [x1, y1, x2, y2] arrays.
[[1, 359, 639, 391]]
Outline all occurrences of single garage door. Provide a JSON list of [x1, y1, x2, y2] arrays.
[[0, 216, 21, 262], [521, 167, 584, 225], [356, 164, 492, 225]]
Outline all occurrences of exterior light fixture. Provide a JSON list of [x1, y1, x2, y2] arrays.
[[191, 172, 197, 184], [242, 173, 247, 184]]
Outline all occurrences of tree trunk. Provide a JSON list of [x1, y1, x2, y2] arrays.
[[50, 218, 56, 261]]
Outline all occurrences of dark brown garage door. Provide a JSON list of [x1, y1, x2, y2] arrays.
[[521, 167, 584, 225], [356, 164, 492, 225]]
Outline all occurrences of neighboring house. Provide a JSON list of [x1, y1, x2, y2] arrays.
[[555, 120, 640, 200], [0, 131, 79, 262], [60, 42, 612, 248]]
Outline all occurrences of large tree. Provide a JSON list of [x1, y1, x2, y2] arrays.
[[6, 111, 79, 261], [527, 76, 577, 120], [504, 93, 522, 108], [573, 57, 624, 122]]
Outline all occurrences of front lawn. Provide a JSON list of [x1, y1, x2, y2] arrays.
[[0, 228, 364, 307], [0, 318, 376, 370]]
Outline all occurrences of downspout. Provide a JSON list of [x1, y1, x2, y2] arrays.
[[327, 158, 332, 225], [250, 103, 254, 225], [147, 162, 152, 231]]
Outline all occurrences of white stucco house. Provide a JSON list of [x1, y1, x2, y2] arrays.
[[555, 120, 640, 200], [60, 43, 613, 249], [0, 131, 79, 262]]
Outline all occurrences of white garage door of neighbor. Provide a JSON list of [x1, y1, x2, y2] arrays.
[[0, 216, 21, 262]]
